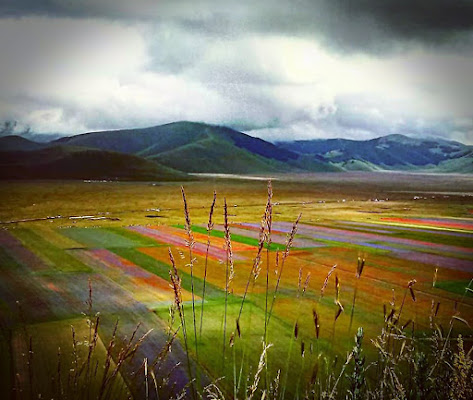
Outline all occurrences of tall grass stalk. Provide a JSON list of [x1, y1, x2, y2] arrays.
[[348, 257, 365, 332], [180, 186, 199, 363], [320, 264, 337, 300], [236, 182, 272, 331], [331, 274, 344, 350], [168, 248, 196, 400], [223, 198, 234, 370], [233, 182, 271, 396], [267, 213, 301, 329], [248, 342, 272, 400], [264, 181, 273, 343], [295, 341, 306, 399], [200, 190, 216, 338], [328, 349, 353, 399], [262, 181, 273, 395], [229, 333, 237, 400]]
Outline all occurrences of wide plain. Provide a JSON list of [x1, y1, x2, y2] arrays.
[[0, 172, 472, 399]]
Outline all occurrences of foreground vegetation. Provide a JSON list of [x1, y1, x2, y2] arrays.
[[0, 176, 472, 399]]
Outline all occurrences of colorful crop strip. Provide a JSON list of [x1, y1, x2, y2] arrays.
[[184, 224, 284, 251], [272, 222, 473, 256], [0, 230, 49, 271], [236, 221, 473, 271], [89, 248, 150, 278], [356, 242, 473, 272], [128, 225, 246, 260], [381, 217, 473, 231], [84, 248, 177, 296], [233, 222, 288, 234], [168, 225, 256, 252], [398, 251, 473, 272], [228, 225, 326, 248], [329, 224, 395, 235], [338, 221, 473, 238]]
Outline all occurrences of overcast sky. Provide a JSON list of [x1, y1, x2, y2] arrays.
[[1, 1, 473, 143]]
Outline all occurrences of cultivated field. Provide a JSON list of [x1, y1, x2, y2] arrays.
[[0, 172, 472, 399]]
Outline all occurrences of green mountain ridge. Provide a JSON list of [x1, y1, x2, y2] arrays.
[[53, 121, 304, 174], [1, 122, 471, 178]]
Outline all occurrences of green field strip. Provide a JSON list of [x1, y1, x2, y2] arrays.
[[11, 228, 92, 273], [109, 247, 225, 299], [434, 280, 473, 296], [154, 294, 348, 399], [174, 224, 284, 251], [106, 227, 166, 247], [33, 226, 85, 249], [60, 227, 154, 248]]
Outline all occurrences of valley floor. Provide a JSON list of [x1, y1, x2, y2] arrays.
[[0, 172, 472, 398]]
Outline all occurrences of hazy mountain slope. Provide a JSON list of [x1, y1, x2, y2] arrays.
[[58, 121, 298, 161], [0, 146, 186, 180], [7, 123, 469, 177], [277, 134, 470, 169], [334, 159, 382, 172], [54, 121, 301, 173], [286, 154, 344, 172], [0, 135, 44, 152], [428, 151, 473, 173]]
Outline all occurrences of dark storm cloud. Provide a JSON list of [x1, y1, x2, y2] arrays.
[[2, 1, 473, 53], [330, 0, 473, 40]]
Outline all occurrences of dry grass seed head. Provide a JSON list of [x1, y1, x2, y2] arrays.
[[207, 190, 217, 232], [248, 342, 273, 400], [180, 186, 194, 249], [356, 257, 365, 278], [321, 265, 337, 297], [313, 309, 320, 339], [303, 272, 311, 295], [223, 198, 234, 290]]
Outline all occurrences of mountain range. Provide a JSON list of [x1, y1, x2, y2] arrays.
[[1, 121, 472, 180]]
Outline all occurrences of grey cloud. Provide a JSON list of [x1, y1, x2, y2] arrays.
[[2, 1, 473, 53], [247, 95, 473, 144], [1, 2, 473, 144]]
